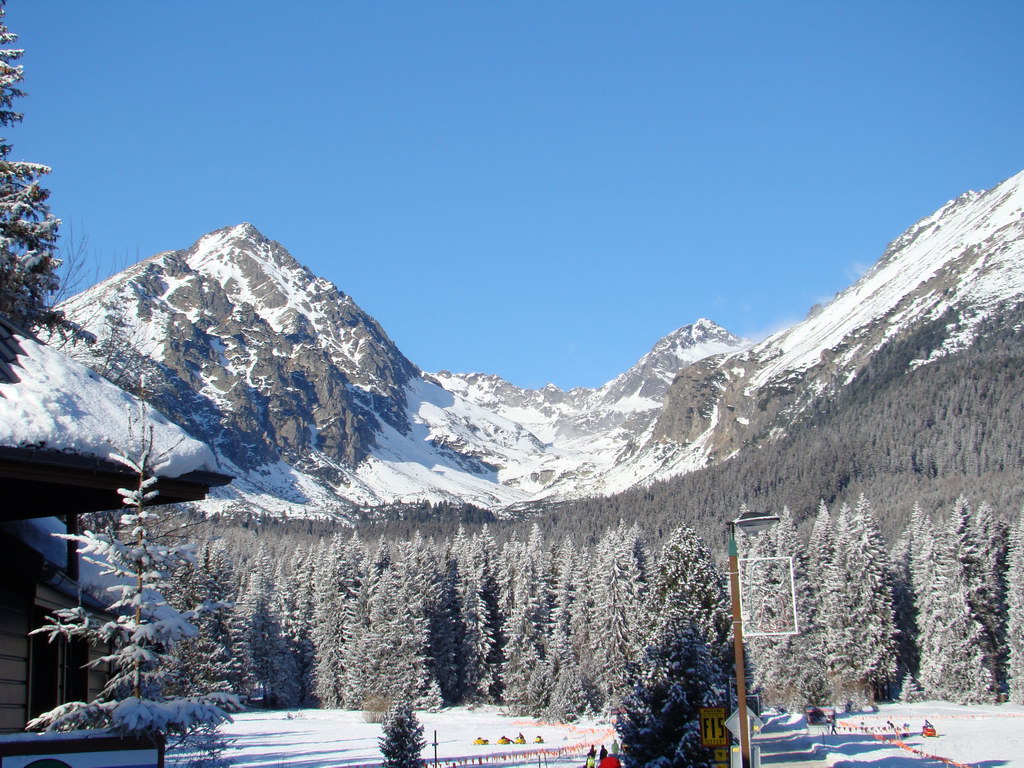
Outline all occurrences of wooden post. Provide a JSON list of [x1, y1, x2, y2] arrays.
[[728, 531, 751, 768]]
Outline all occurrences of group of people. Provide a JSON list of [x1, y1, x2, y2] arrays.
[[585, 743, 621, 768]]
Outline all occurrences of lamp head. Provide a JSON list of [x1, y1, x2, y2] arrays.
[[732, 510, 780, 536]]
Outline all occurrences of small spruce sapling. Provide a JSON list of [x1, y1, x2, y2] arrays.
[[27, 418, 239, 751], [379, 700, 425, 768]]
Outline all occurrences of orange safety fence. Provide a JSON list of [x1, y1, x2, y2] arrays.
[[836, 718, 976, 768]]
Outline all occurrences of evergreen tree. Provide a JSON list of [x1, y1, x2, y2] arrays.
[[1006, 515, 1024, 703], [166, 541, 239, 699], [240, 547, 298, 707], [819, 497, 897, 705], [379, 700, 425, 768], [0, 2, 64, 335], [616, 619, 723, 768], [646, 525, 731, 678], [919, 498, 997, 703], [279, 545, 318, 705], [500, 532, 548, 712], [27, 429, 237, 749], [591, 522, 646, 706], [746, 507, 827, 709], [313, 533, 362, 707]]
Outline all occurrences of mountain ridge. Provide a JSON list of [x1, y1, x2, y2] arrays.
[[58, 168, 1024, 516]]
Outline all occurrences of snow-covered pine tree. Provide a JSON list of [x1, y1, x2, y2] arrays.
[[745, 507, 826, 709], [455, 527, 500, 702], [888, 525, 918, 688], [165, 541, 238, 699], [345, 539, 440, 709], [427, 548, 465, 704], [819, 497, 897, 706], [379, 700, 425, 768], [1007, 515, 1024, 703], [616, 617, 723, 768], [312, 532, 362, 707], [645, 525, 731, 679], [970, 501, 1009, 691], [278, 545, 318, 706], [0, 2, 65, 335], [500, 531, 548, 713], [27, 426, 237, 749], [919, 498, 997, 703], [239, 546, 298, 707], [591, 521, 646, 707], [907, 502, 936, 681]]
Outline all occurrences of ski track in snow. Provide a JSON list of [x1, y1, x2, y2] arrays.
[[190, 702, 1024, 768], [758, 702, 1024, 768]]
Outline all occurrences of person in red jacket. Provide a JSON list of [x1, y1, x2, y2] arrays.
[[599, 755, 621, 768]]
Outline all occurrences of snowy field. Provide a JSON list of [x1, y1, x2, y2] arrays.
[[199, 701, 1024, 768], [758, 701, 1024, 767], [212, 707, 615, 768]]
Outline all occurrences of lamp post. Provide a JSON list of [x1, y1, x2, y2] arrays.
[[728, 510, 779, 768]]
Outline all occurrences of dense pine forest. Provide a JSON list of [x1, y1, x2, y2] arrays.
[[154, 491, 1024, 719]]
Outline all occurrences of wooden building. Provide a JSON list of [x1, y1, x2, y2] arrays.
[[0, 316, 231, 732]]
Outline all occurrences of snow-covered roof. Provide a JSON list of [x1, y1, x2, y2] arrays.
[[0, 316, 219, 478]]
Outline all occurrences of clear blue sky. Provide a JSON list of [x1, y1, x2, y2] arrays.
[[8, 2, 1024, 389]]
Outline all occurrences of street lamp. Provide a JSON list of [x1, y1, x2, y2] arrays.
[[728, 509, 779, 768]]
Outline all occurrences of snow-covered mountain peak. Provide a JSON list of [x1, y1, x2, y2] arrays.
[[596, 319, 747, 410]]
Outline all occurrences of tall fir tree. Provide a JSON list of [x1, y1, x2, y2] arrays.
[[1006, 515, 1024, 703], [0, 2, 64, 335], [646, 525, 731, 679], [591, 521, 646, 707], [819, 497, 897, 705], [616, 618, 723, 768], [919, 498, 997, 703]]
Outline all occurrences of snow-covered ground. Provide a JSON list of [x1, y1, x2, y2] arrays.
[[758, 701, 1024, 767], [206, 702, 1024, 768], [211, 707, 615, 768]]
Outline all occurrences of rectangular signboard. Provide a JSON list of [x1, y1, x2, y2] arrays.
[[700, 707, 728, 748]]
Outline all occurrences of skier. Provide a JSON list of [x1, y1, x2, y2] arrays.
[[599, 745, 608, 761]]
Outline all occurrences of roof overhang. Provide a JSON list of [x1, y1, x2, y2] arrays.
[[0, 446, 232, 521]]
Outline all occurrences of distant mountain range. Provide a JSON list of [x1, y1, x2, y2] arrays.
[[61, 169, 1024, 518]]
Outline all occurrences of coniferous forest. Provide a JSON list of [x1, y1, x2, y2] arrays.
[[152, 491, 1024, 720]]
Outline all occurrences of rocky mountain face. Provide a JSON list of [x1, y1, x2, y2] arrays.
[[637, 169, 1024, 480], [61, 224, 742, 513], [60, 169, 1024, 515]]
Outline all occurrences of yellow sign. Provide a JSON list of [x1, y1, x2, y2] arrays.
[[700, 707, 728, 748]]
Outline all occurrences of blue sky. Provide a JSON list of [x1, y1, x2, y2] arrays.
[[8, 2, 1024, 389]]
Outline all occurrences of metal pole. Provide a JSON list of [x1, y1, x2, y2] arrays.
[[434, 730, 438, 768], [728, 527, 751, 768]]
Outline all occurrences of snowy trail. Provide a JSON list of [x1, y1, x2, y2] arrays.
[[211, 708, 614, 768], [197, 703, 1024, 768], [756, 704, 1024, 768]]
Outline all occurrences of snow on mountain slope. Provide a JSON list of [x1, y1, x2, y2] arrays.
[[60, 224, 735, 512], [57, 168, 1024, 514], [633, 168, 1024, 484]]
